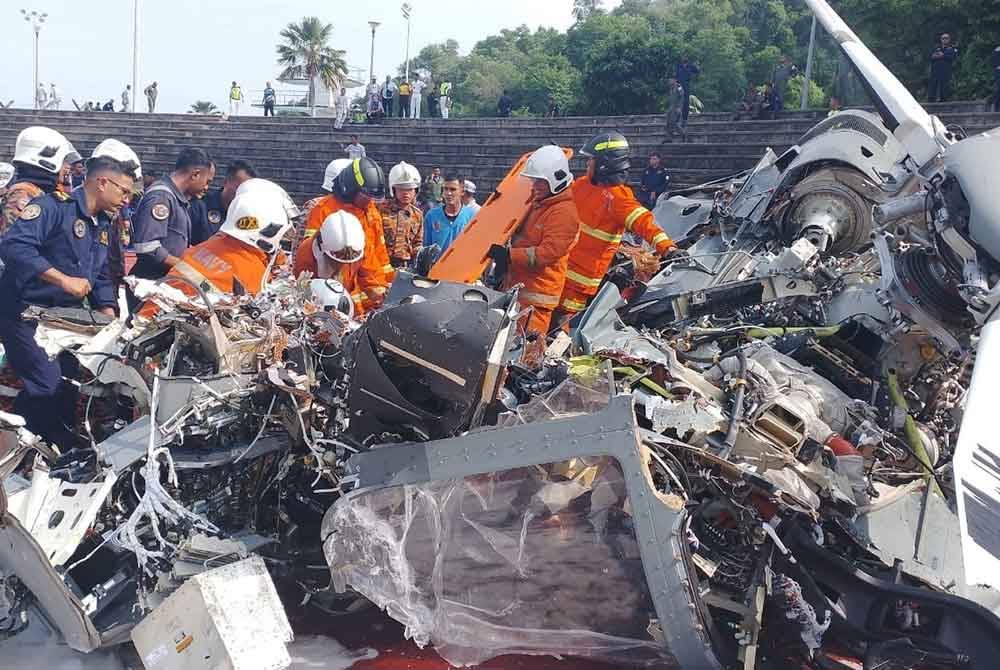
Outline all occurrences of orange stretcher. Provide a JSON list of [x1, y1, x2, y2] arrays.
[[428, 147, 574, 283]]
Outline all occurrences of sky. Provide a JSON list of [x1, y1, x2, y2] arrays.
[[0, 0, 615, 113]]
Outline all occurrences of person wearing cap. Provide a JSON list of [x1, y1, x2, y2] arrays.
[[0, 154, 135, 446], [190, 160, 257, 245], [303, 157, 393, 311], [2, 126, 78, 234], [293, 210, 369, 316], [461, 180, 481, 215], [489, 145, 580, 338], [554, 131, 677, 326], [381, 162, 425, 269], [138, 179, 294, 319]]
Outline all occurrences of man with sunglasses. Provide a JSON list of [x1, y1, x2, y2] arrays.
[[293, 210, 369, 316], [303, 157, 393, 311], [0, 155, 136, 447], [129, 148, 214, 282]]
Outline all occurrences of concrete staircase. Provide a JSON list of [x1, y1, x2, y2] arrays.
[[0, 103, 997, 204]]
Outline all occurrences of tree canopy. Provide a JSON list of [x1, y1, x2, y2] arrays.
[[393, 0, 998, 117], [276, 17, 348, 109]]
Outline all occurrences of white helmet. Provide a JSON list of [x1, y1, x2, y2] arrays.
[[13, 126, 73, 174], [235, 177, 302, 222], [388, 162, 421, 191], [309, 279, 355, 318], [521, 145, 573, 195], [0, 163, 15, 189], [220, 184, 291, 254], [92, 138, 142, 180], [314, 210, 365, 266], [322, 158, 353, 192], [463, 180, 477, 195]]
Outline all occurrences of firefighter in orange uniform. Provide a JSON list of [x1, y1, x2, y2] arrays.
[[303, 157, 393, 311], [554, 131, 676, 325], [293, 210, 368, 317], [489, 145, 580, 336], [137, 179, 292, 317]]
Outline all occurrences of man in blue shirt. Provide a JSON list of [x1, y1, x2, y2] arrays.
[[675, 55, 700, 124], [0, 155, 136, 446], [928, 33, 960, 103], [423, 175, 474, 254]]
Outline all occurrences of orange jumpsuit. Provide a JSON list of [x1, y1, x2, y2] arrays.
[[292, 236, 366, 317], [502, 188, 580, 335], [558, 176, 675, 315], [303, 195, 392, 311], [138, 233, 273, 318]]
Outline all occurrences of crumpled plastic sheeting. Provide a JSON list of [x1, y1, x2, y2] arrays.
[[323, 457, 678, 668]]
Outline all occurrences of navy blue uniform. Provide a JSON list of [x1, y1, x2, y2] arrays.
[[990, 47, 1000, 112], [189, 188, 226, 246], [638, 166, 670, 209], [0, 189, 115, 444], [928, 45, 959, 102], [675, 61, 700, 122], [129, 177, 192, 279]]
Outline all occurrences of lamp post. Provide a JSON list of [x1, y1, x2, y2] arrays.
[[131, 0, 140, 113], [801, 14, 817, 111], [368, 20, 381, 89], [401, 3, 412, 82], [21, 9, 47, 110]]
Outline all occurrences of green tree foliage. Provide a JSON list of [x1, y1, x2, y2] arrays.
[[393, 0, 997, 118], [189, 101, 221, 115], [276, 17, 348, 109]]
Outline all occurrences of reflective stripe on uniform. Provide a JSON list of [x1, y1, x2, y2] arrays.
[[594, 139, 629, 151], [624, 206, 649, 231], [171, 261, 212, 291], [381, 264, 394, 274], [526, 247, 537, 268], [651, 232, 670, 247], [579, 224, 622, 244], [131, 240, 163, 253], [565, 269, 603, 288], [561, 297, 588, 312], [518, 290, 559, 307], [303, 229, 318, 238], [352, 159, 364, 186]]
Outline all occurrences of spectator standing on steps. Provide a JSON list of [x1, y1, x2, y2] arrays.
[[422, 167, 444, 211], [664, 79, 685, 142], [439, 81, 453, 119], [121, 85, 131, 112], [229, 81, 244, 116], [345, 136, 366, 160], [928, 33, 959, 103], [428, 83, 440, 118], [381, 76, 397, 118], [398, 80, 412, 118], [48, 83, 61, 110], [638, 152, 669, 209], [991, 45, 1000, 113], [770, 55, 798, 114], [498, 90, 513, 117], [410, 77, 425, 118], [144, 82, 158, 113], [335, 88, 349, 128], [675, 55, 700, 125], [263, 81, 276, 117], [35, 83, 47, 110]]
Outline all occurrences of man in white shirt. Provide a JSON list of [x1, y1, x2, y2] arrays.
[[48, 83, 61, 110], [345, 135, 366, 160], [229, 81, 244, 116], [439, 81, 453, 120], [334, 87, 349, 129], [121, 85, 131, 112], [410, 78, 425, 119], [462, 180, 481, 214], [35, 84, 47, 110]]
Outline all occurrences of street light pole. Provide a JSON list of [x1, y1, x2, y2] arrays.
[[21, 9, 47, 110], [368, 20, 381, 88], [132, 0, 140, 113], [402, 4, 412, 82], [801, 15, 817, 110]]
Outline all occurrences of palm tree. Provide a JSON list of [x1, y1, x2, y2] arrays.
[[276, 16, 347, 110], [189, 100, 221, 115]]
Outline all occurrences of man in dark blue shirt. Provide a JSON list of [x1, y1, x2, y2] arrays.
[[0, 155, 136, 445], [129, 148, 213, 280], [989, 45, 1000, 112], [928, 33, 960, 102], [675, 56, 700, 124], [190, 160, 257, 245], [638, 152, 670, 209]]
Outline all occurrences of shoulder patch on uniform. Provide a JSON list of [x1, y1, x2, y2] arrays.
[[235, 216, 258, 231], [20, 204, 42, 221], [52, 191, 71, 201], [208, 210, 223, 225], [73, 219, 87, 239], [151, 203, 170, 221], [99, 230, 109, 246]]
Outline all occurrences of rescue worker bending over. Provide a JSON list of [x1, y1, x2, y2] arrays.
[[490, 145, 581, 337], [555, 131, 676, 325], [129, 148, 214, 280], [302, 158, 352, 224], [380, 162, 424, 269], [293, 210, 368, 317], [138, 179, 292, 317], [2, 126, 78, 233], [0, 155, 136, 446], [303, 157, 393, 311]]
